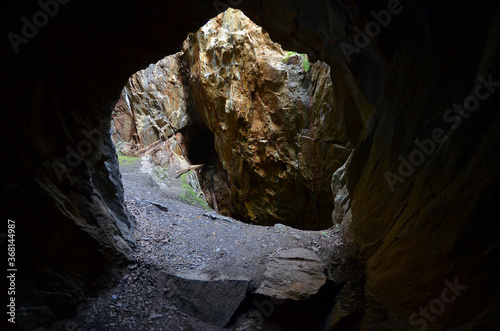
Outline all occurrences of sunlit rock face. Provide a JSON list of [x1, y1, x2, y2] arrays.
[[111, 52, 200, 154], [111, 9, 352, 230], [183, 9, 352, 229]]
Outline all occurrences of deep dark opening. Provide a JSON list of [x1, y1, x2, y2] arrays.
[[187, 128, 218, 166]]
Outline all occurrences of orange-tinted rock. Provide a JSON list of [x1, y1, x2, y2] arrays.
[[112, 52, 198, 154], [183, 9, 352, 229]]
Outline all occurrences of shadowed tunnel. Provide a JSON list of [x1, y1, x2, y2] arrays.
[[187, 128, 217, 166], [1, 0, 500, 329]]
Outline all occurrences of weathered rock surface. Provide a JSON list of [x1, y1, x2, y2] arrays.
[[183, 9, 352, 229], [256, 248, 327, 300], [331, 155, 352, 235], [111, 56, 210, 207], [112, 9, 352, 230], [112, 52, 200, 155], [156, 271, 249, 327]]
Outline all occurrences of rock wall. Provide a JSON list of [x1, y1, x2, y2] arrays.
[[113, 9, 352, 229], [111, 52, 200, 154], [183, 9, 352, 229], [1, 1, 218, 328], [241, 1, 500, 329]]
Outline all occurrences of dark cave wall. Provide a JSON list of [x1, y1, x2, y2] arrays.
[[1, 0, 499, 329], [344, 3, 500, 328], [1, 1, 220, 328], [243, 1, 500, 328]]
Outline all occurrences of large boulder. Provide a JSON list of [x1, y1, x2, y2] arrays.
[[156, 271, 249, 327], [183, 9, 352, 229], [255, 248, 327, 300]]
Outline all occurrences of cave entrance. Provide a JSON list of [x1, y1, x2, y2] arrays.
[[187, 128, 217, 166], [184, 125, 232, 215], [108, 8, 360, 328], [111, 7, 348, 231]]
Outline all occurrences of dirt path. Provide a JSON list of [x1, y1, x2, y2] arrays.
[[54, 158, 352, 330]]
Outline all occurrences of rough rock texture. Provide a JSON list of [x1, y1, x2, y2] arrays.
[[156, 271, 249, 327], [111, 52, 200, 154], [1, 2, 217, 328], [331, 155, 353, 235], [183, 9, 352, 229], [255, 248, 327, 300], [2, 0, 500, 329], [112, 9, 352, 230]]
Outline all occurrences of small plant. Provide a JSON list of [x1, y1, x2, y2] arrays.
[[118, 154, 139, 165], [180, 173, 211, 210], [302, 57, 311, 72], [153, 167, 168, 181], [282, 51, 311, 72], [282, 51, 296, 62]]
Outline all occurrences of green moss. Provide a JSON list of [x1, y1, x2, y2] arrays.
[[118, 155, 140, 165], [153, 167, 167, 181], [283, 51, 296, 62], [282, 51, 311, 72], [180, 173, 211, 210], [302, 57, 311, 72]]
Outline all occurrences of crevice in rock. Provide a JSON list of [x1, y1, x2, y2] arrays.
[[187, 128, 218, 166]]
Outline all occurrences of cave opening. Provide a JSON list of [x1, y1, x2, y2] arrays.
[[5, 0, 500, 329], [104, 7, 360, 329], [187, 128, 217, 166], [111, 7, 349, 231]]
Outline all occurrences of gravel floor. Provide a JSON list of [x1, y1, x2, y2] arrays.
[[54, 158, 346, 330]]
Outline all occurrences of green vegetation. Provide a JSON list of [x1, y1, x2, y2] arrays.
[[153, 167, 169, 181], [118, 154, 140, 165], [283, 51, 311, 72], [180, 173, 211, 210], [302, 57, 311, 72]]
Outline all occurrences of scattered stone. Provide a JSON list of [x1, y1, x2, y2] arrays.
[[274, 223, 287, 230], [202, 212, 235, 223], [255, 248, 326, 300], [156, 271, 249, 327], [148, 312, 164, 320], [149, 201, 169, 212]]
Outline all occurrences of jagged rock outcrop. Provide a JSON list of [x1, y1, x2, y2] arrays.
[[111, 53, 209, 207], [111, 52, 199, 154], [331, 156, 352, 234], [183, 9, 352, 229], [112, 9, 352, 230]]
